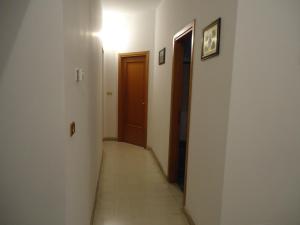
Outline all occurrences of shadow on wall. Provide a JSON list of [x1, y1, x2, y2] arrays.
[[0, 0, 30, 77]]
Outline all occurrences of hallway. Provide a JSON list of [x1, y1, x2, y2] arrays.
[[93, 142, 189, 225], [1, 1, 300, 225]]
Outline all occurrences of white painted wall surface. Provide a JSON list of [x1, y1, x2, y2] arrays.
[[63, 0, 103, 225], [103, 50, 118, 138], [0, 1, 103, 225], [102, 10, 155, 139], [151, 0, 238, 224], [0, 1, 65, 225], [221, 1, 300, 225]]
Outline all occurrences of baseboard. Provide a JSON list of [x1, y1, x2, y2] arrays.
[[103, 137, 118, 142], [183, 207, 196, 225], [90, 151, 104, 225], [147, 145, 168, 180]]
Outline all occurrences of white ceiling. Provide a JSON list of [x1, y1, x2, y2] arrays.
[[102, 0, 162, 13]]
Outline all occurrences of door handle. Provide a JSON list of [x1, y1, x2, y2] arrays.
[[142, 102, 145, 105]]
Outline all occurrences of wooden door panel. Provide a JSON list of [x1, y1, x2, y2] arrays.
[[124, 125, 144, 147], [126, 62, 145, 127], [118, 52, 149, 148], [124, 61, 145, 146]]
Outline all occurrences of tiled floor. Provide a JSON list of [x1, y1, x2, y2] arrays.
[[93, 141, 190, 225]]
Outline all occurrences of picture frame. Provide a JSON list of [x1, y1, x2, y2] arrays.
[[159, 48, 166, 65], [201, 18, 221, 60]]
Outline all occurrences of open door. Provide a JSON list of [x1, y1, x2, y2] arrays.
[[168, 21, 195, 204]]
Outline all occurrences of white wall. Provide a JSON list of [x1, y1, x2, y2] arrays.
[[221, 1, 300, 225], [63, 0, 103, 225], [151, 0, 238, 224], [102, 9, 155, 139], [0, 1, 103, 225], [0, 1, 65, 224]]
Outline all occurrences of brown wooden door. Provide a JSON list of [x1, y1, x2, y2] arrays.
[[118, 52, 149, 148]]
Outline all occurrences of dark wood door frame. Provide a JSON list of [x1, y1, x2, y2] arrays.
[[118, 51, 149, 148], [168, 21, 195, 205]]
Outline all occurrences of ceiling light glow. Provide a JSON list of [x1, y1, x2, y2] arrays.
[[101, 11, 130, 52]]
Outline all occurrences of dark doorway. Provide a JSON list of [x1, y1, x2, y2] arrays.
[[168, 22, 195, 203], [178, 34, 192, 190]]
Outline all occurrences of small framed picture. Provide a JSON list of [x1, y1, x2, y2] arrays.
[[159, 48, 166, 65], [201, 18, 221, 60]]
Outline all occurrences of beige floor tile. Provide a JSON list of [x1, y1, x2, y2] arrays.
[[93, 142, 189, 225]]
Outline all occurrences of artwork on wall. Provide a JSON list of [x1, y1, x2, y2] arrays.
[[159, 48, 166, 65], [201, 18, 221, 60]]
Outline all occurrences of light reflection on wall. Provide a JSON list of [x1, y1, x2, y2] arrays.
[[100, 10, 130, 52]]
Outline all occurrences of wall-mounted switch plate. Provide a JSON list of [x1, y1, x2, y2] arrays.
[[75, 68, 84, 82], [70, 122, 76, 137]]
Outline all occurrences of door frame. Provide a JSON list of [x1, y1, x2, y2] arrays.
[[118, 51, 149, 148], [168, 21, 195, 205]]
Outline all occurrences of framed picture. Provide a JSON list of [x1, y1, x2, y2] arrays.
[[201, 18, 221, 60], [159, 48, 166, 65]]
